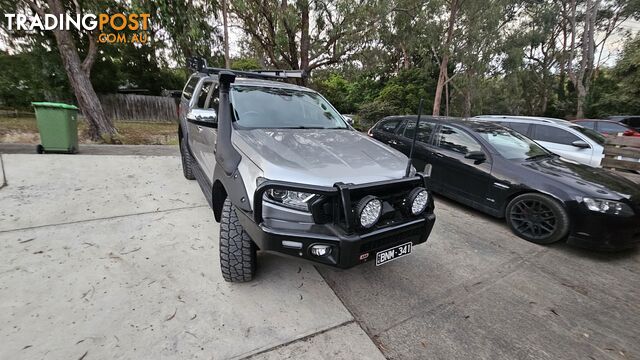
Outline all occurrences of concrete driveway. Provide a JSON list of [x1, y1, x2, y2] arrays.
[[0, 154, 383, 360], [1, 151, 638, 359]]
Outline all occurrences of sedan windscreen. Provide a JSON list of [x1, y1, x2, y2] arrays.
[[230, 86, 348, 129], [475, 127, 550, 160]]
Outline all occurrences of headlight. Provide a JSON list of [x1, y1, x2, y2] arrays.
[[581, 197, 634, 216], [356, 195, 382, 228], [265, 189, 315, 211], [408, 187, 429, 215]]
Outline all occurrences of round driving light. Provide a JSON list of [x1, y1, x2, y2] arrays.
[[357, 196, 382, 228], [310, 244, 332, 257], [409, 188, 429, 215]]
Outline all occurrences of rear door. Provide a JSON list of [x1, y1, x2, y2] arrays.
[[430, 125, 494, 208], [529, 124, 594, 165], [395, 119, 437, 175]]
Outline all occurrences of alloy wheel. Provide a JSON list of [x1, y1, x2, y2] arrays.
[[509, 199, 557, 240]]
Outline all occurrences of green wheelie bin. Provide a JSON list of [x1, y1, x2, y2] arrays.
[[32, 102, 79, 154]]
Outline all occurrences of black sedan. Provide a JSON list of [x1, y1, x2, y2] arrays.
[[369, 116, 640, 250]]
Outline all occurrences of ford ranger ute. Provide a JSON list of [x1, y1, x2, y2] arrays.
[[178, 63, 436, 282]]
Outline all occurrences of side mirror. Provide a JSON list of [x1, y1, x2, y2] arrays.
[[343, 115, 354, 125], [187, 109, 217, 125], [623, 130, 635, 136], [465, 151, 486, 162], [170, 90, 182, 99], [571, 140, 590, 148]]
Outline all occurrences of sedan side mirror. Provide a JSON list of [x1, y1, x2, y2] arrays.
[[465, 151, 486, 162], [623, 130, 636, 136], [571, 140, 590, 148]]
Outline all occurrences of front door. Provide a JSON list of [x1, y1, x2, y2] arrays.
[[430, 124, 494, 209]]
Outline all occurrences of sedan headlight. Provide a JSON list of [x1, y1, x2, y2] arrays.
[[266, 189, 315, 211], [580, 197, 634, 216]]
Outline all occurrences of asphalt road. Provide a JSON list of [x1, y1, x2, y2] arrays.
[[318, 195, 640, 359]]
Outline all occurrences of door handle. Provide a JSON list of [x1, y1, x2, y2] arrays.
[[388, 140, 399, 145], [434, 152, 444, 158], [197, 126, 203, 132]]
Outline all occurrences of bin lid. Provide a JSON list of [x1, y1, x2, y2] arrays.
[[31, 102, 79, 110]]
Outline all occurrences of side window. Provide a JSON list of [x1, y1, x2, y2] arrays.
[[196, 82, 213, 108], [434, 125, 481, 154], [208, 86, 220, 111], [598, 122, 627, 134], [531, 124, 580, 145], [380, 120, 401, 133], [624, 118, 640, 128], [575, 121, 595, 130], [503, 122, 530, 135], [403, 120, 435, 143], [182, 76, 200, 101]]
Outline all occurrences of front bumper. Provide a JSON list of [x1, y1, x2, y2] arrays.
[[567, 204, 640, 250], [235, 175, 436, 268]]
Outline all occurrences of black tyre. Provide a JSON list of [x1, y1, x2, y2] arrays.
[[505, 193, 569, 244], [219, 199, 257, 282], [180, 137, 195, 180], [36, 144, 44, 154]]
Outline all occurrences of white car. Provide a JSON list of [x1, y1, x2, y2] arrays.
[[474, 115, 606, 167]]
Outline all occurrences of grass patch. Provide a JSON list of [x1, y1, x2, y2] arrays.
[[0, 117, 178, 145]]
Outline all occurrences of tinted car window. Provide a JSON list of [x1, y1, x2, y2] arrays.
[[182, 76, 200, 100], [503, 122, 530, 134], [434, 125, 481, 154], [623, 118, 640, 128], [380, 120, 401, 133], [531, 124, 580, 145], [598, 122, 628, 134], [574, 121, 595, 130], [475, 127, 549, 160], [197, 82, 213, 108], [403, 120, 435, 143]]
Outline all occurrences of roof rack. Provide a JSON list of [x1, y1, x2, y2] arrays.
[[187, 57, 306, 81]]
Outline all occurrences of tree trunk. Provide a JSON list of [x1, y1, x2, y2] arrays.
[[433, 0, 458, 116], [298, 0, 310, 85], [222, 0, 230, 68], [31, 0, 116, 142]]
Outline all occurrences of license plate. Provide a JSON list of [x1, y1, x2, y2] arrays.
[[375, 242, 412, 266]]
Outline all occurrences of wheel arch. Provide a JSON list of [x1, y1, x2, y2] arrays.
[[502, 189, 568, 217], [212, 180, 227, 222]]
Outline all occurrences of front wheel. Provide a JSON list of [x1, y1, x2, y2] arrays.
[[219, 199, 257, 282], [505, 193, 569, 245]]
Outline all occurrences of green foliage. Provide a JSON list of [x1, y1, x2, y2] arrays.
[[231, 58, 262, 71]]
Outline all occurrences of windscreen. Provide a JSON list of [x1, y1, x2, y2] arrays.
[[474, 126, 550, 160], [230, 86, 348, 129]]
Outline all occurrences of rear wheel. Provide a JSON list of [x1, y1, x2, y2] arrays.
[[180, 137, 195, 180], [505, 193, 569, 244], [219, 199, 257, 282]]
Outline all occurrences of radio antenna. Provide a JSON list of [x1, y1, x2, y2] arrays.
[[405, 98, 424, 177]]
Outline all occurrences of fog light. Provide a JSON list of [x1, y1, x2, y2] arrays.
[[357, 195, 382, 228], [310, 244, 332, 257], [408, 188, 429, 215]]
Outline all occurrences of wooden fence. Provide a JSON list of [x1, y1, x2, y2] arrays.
[[98, 94, 178, 123], [603, 136, 640, 183]]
